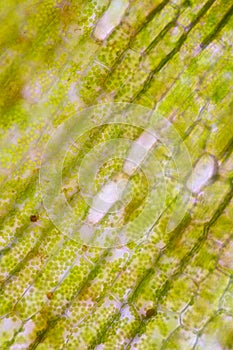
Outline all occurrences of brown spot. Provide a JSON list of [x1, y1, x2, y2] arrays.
[[82, 245, 88, 252], [30, 214, 39, 222], [46, 292, 54, 300], [145, 308, 156, 318]]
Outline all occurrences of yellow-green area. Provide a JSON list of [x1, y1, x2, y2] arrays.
[[0, 0, 233, 349]]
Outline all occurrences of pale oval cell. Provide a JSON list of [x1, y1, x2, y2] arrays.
[[186, 153, 217, 193], [93, 0, 129, 41]]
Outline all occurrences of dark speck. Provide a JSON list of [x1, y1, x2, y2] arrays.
[[145, 308, 156, 318], [46, 292, 54, 300], [30, 214, 39, 222]]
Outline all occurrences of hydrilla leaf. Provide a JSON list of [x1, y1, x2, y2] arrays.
[[0, 0, 233, 349]]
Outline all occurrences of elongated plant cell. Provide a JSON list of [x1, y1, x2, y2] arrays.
[[0, 0, 233, 349]]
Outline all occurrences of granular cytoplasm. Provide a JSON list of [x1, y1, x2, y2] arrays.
[[0, 0, 233, 349]]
